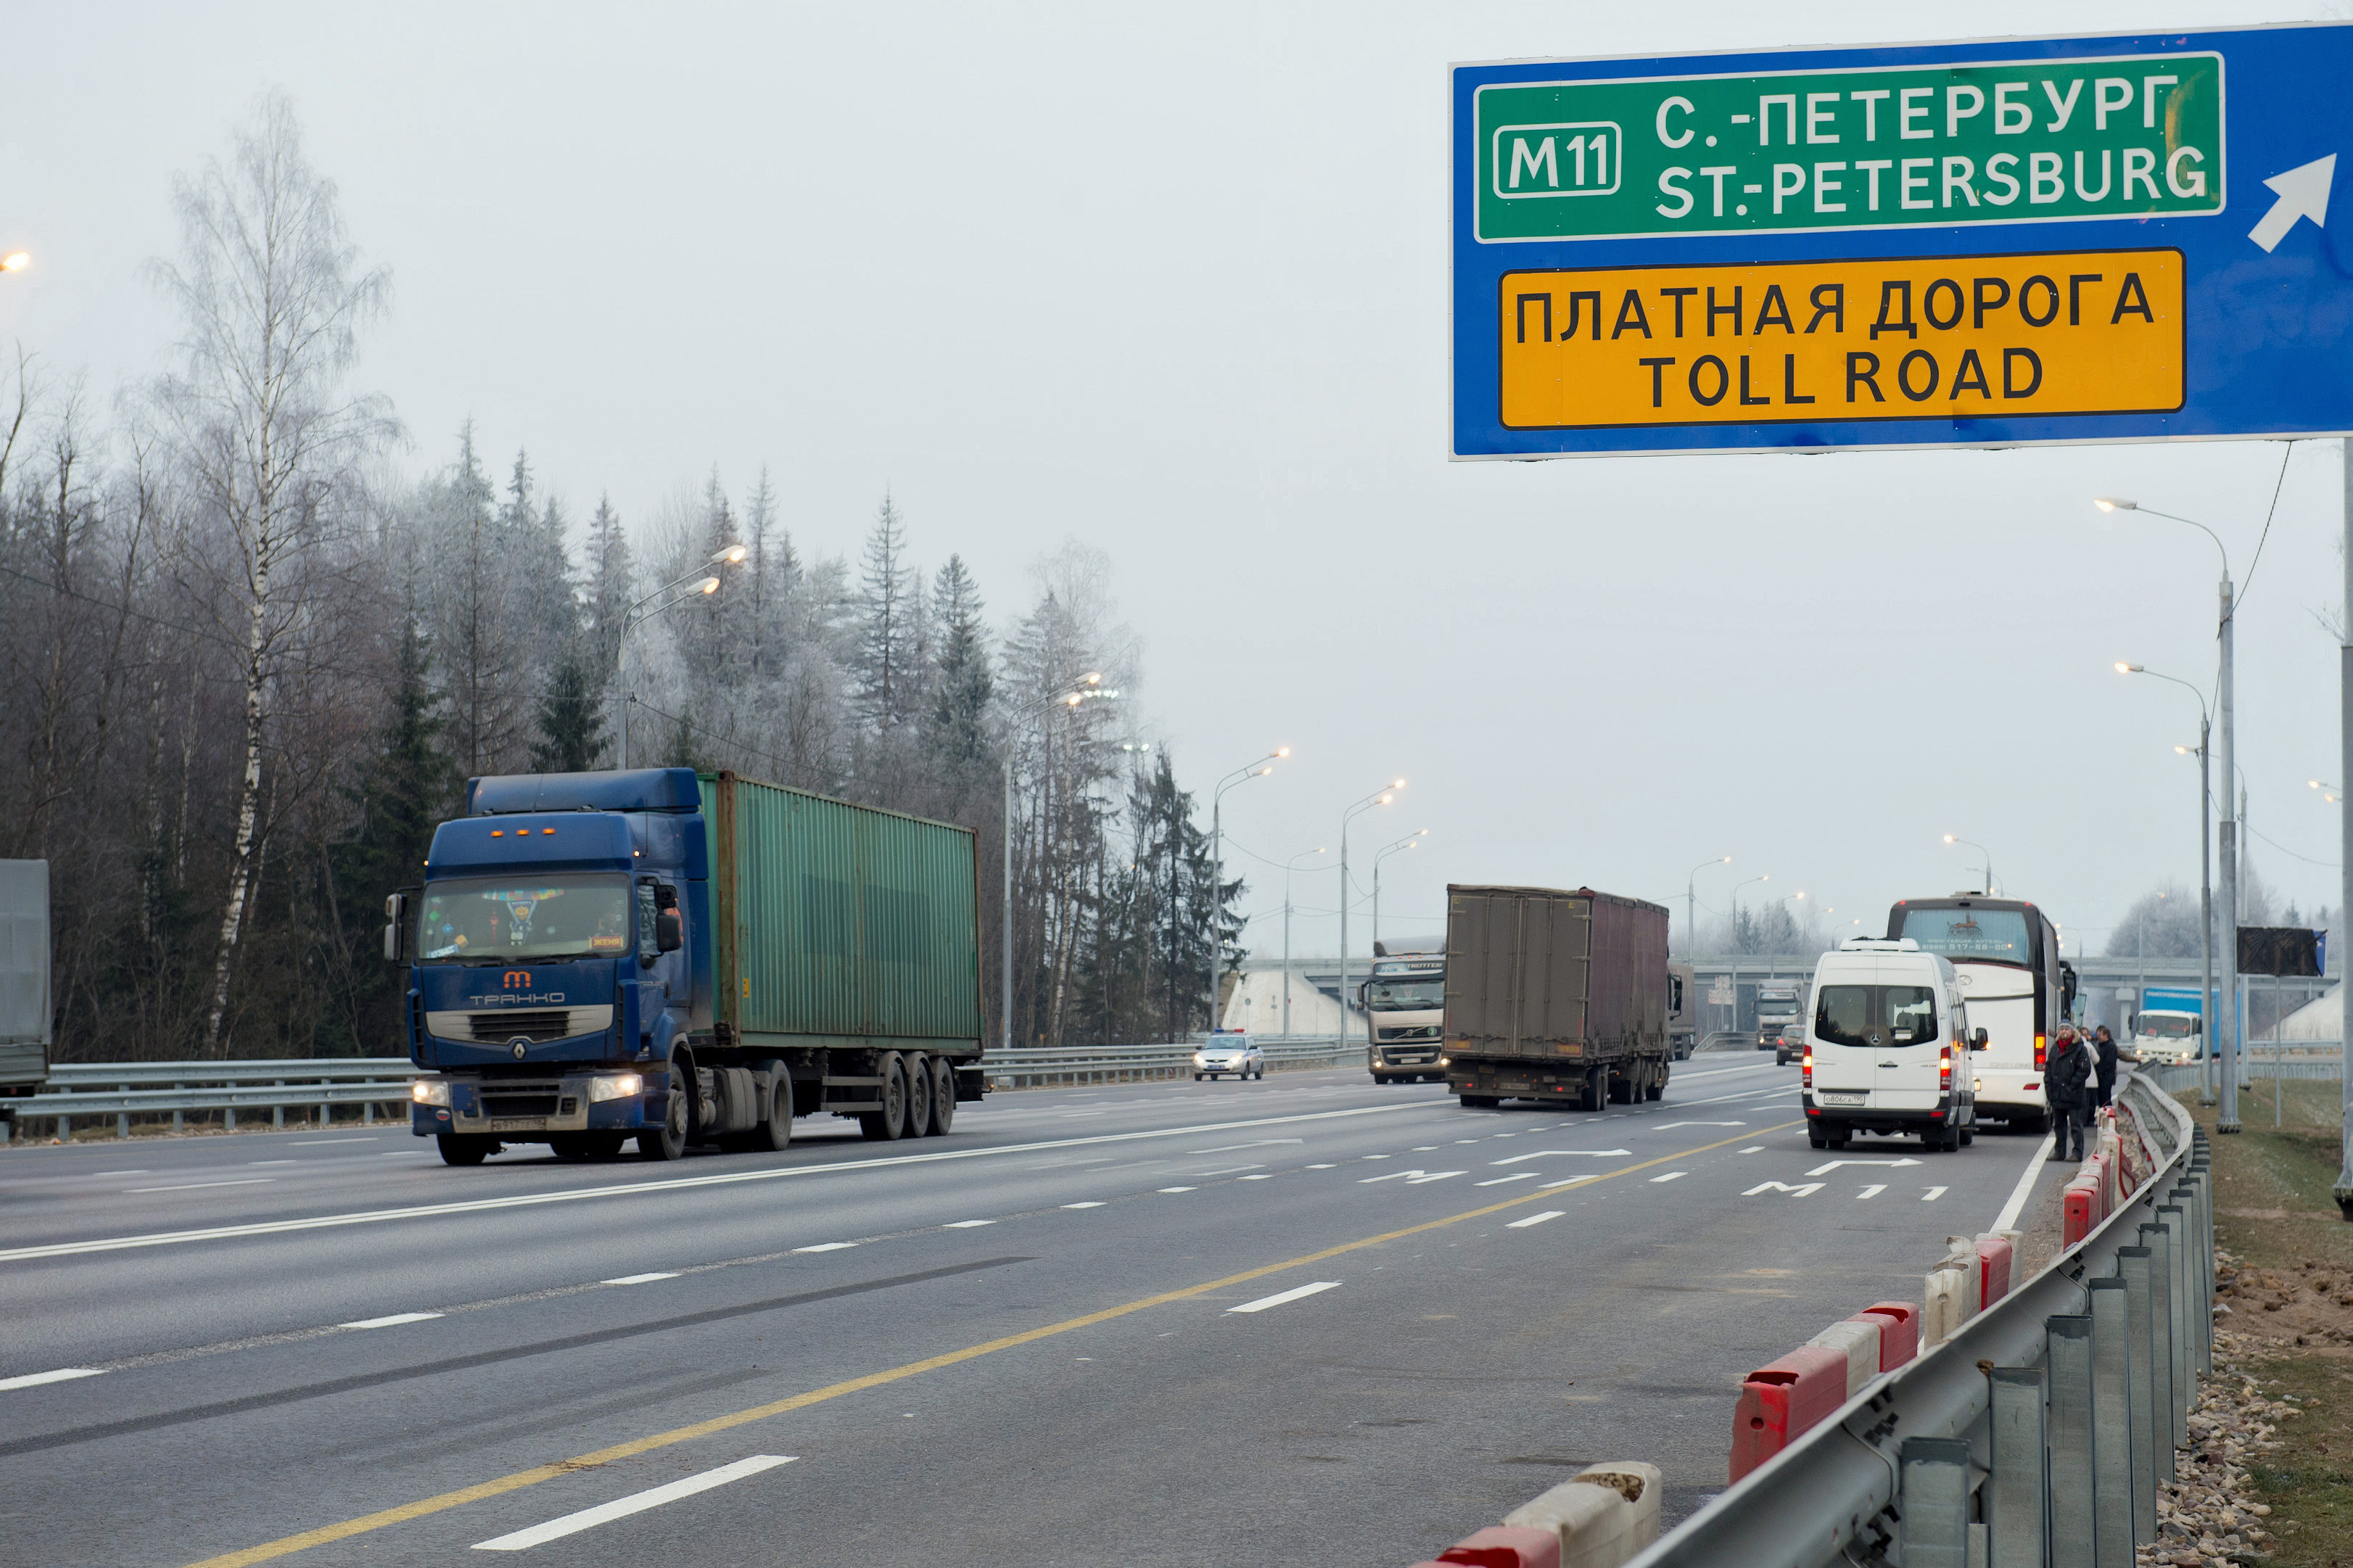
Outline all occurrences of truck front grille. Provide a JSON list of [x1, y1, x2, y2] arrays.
[[476, 1081, 569, 1118], [471, 1010, 572, 1042], [423, 1005, 614, 1044]]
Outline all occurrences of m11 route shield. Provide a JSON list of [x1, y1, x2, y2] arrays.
[[1452, 25, 2353, 458]]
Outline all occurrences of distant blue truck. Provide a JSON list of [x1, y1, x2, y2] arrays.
[[2132, 986, 2205, 1062], [390, 768, 986, 1167]]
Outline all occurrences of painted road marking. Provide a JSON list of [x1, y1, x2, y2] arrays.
[[1652, 1122, 1744, 1130], [1227, 1281, 1342, 1314], [337, 1313, 444, 1330], [791, 1243, 857, 1253], [1490, 1150, 1628, 1165], [599, 1274, 678, 1286], [1476, 1173, 1539, 1187], [1157, 1187, 1198, 1193], [1359, 1170, 1464, 1184], [941, 1221, 995, 1229], [1923, 1187, 1948, 1202], [0, 1367, 105, 1392], [1807, 1158, 1923, 1176], [4, 1102, 1432, 1266], [1304, 1163, 1337, 1169], [471, 1454, 798, 1551], [125, 1179, 275, 1194], [248, 1160, 299, 1167], [1541, 1174, 1603, 1189], [1191, 1164, 1265, 1176], [1858, 1185, 1887, 1200], [1990, 1130, 2059, 1231], [287, 1139, 376, 1146], [179, 1121, 1797, 1568], [1506, 1210, 1565, 1229], [1743, 1181, 1824, 1197], [1060, 1202, 1105, 1210], [1187, 1139, 1303, 1154], [1738, 1147, 1765, 1154], [1236, 1174, 1273, 1181], [1649, 1171, 1687, 1184]]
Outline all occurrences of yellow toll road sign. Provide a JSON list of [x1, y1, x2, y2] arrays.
[[1499, 249, 2181, 431]]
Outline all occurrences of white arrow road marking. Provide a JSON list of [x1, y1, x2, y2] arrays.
[[1744, 1181, 1824, 1197], [1652, 1121, 1745, 1130], [1507, 1210, 1566, 1229], [1857, 1185, 1887, 1201], [2249, 153, 2336, 251], [1358, 1169, 1465, 1184], [1922, 1187, 1948, 1202], [474, 1455, 798, 1551], [1476, 1173, 1540, 1187], [1228, 1280, 1342, 1314], [1488, 1150, 1630, 1165], [1806, 1158, 1924, 1176]]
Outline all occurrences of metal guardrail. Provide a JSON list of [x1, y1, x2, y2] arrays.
[[983, 1036, 1357, 1089], [1, 1058, 421, 1139], [1631, 1068, 2206, 1568]]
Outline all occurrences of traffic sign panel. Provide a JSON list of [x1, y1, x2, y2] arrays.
[[1452, 25, 2353, 458]]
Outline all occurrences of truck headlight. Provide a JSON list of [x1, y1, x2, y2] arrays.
[[588, 1073, 643, 1103], [411, 1079, 450, 1107], [1438, 1057, 1450, 1068]]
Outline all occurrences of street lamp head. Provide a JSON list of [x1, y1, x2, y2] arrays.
[[2094, 497, 2138, 512], [1081, 672, 1103, 685], [708, 543, 748, 566], [1258, 766, 1273, 776], [0, 253, 28, 273], [1942, 833, 1957, 844], [2177, 745, 2192, 756], [1276, 747, 1291, 758], [2114, 661, 2141, 674], [693, 576, 721, 595], [1377, 793, 1393, 806]]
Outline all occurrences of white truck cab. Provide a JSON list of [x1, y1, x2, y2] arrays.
[[1802, 937, 1979, 1152]]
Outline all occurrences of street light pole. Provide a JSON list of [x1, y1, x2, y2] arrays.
[[1942, 833, 1995, 896], [1207, 750, 1287, 1034], [1000, 674, 1113, 1054], [1372, 830, 1429, 954], [2119, 662, 2216, 1104], [2337, 442, 2353, 1208], [613, 545, 747, 769], [1281, 848, 1325, 1037], [1686, 856, 1731, 965], [1338, 781, 1404, 1039]]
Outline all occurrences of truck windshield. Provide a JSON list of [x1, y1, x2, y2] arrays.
[[417, 876, 632, 962], [2138, 1014, 2199, 1039], [1367, 978, 1445, 1011], [1897, 908, 2031, 964]]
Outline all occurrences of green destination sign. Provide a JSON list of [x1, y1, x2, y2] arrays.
[[1473, 52, 2224, 242]]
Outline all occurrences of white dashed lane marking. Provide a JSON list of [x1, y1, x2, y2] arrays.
[[1227, 1281, 1341, 1314]]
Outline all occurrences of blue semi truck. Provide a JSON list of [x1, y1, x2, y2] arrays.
[[389, 768, 986, 1167]]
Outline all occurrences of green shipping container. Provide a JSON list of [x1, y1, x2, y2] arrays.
[[700, 771, 982, 1054]]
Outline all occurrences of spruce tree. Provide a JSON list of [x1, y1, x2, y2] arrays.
[[530, 653, 607, 773]]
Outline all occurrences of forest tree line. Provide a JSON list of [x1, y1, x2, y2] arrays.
[[1, 96, 1241, 1062]]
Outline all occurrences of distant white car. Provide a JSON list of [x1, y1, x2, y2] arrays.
[[1194, 1036, 1264, 1081]]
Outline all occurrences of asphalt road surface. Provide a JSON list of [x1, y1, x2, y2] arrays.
[[0, 1057, 2055, 1567]]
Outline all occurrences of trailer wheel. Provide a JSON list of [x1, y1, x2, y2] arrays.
[[903, 1052, 933, 1138], [926, 1058, 955, 1136], [860, 1054, 908, 1142], [1644, 1064, 1666, 1102], [437, 1133, 493, 1166]]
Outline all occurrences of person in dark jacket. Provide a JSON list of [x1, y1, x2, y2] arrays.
[[2090, 1024, 2138, 1107], [2045, 1027, 2094, 1160]]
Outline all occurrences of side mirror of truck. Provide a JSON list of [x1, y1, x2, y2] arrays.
[[655, 909, 682, 953], [1971, 1027, 1990, 1051], [382, 893, 408, 963]]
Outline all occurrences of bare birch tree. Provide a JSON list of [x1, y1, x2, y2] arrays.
[[147, 91, 393, 1056]]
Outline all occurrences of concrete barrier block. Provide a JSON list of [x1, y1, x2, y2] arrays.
[[1504, 1462, 1662, 1568], [1806, 1319, 1882, 1398], [1924, 1260, 1974, 1347], [1424, 1524, 1560, 1568], [1855, 1303, 1919, 1367], [2062, 1177, 2098, 1247], [1730, 1345, 1847, 1482], [1974, 1233, 2014, 1308]]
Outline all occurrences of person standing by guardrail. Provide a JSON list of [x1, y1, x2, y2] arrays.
[[2090, 1024, 2138, 1109], [2046, 1027, 2094, 1160]]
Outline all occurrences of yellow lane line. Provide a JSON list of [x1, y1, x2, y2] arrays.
[[185, 1121, 1796, 1567]]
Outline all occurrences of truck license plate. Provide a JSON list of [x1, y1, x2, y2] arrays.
[[1817, 1093, 1865, 1107], [490, 1117, 548, 1132]]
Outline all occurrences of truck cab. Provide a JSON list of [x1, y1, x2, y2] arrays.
[[1365, 952, 1446, 1082]]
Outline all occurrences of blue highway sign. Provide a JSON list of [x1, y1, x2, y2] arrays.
[[1451, 24, 2353, 458]]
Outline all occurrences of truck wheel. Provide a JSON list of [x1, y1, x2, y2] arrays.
[[903, 1052, 933, 1138], [550, 1134, 591, 1160], [1578, 1069, 1605, 1112], [860, 1055, 908, 1142], [926, 1058, 955, 1136], [755, 1071, 793, 1152], [1644, 1065, 1666, 1102], [639, 1075, 689, 1161], [437, 1133, 494, 1166]]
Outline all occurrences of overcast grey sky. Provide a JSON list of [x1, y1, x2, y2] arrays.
[[4, 0, 2344, 960]]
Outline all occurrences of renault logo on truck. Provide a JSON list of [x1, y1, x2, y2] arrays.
[[503, 970, 531, 989]]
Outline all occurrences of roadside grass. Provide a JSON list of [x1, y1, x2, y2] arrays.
[[2189, 1076, 2353, 1564]]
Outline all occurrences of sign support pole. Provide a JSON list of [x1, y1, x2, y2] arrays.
[[2334, 438, 2353, 1215], [2219, 566, 2241, 1134]]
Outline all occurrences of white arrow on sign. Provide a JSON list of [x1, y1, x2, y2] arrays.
[[2249, 154, 2336, 252], [1805, 1158, 1924, 1176]]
